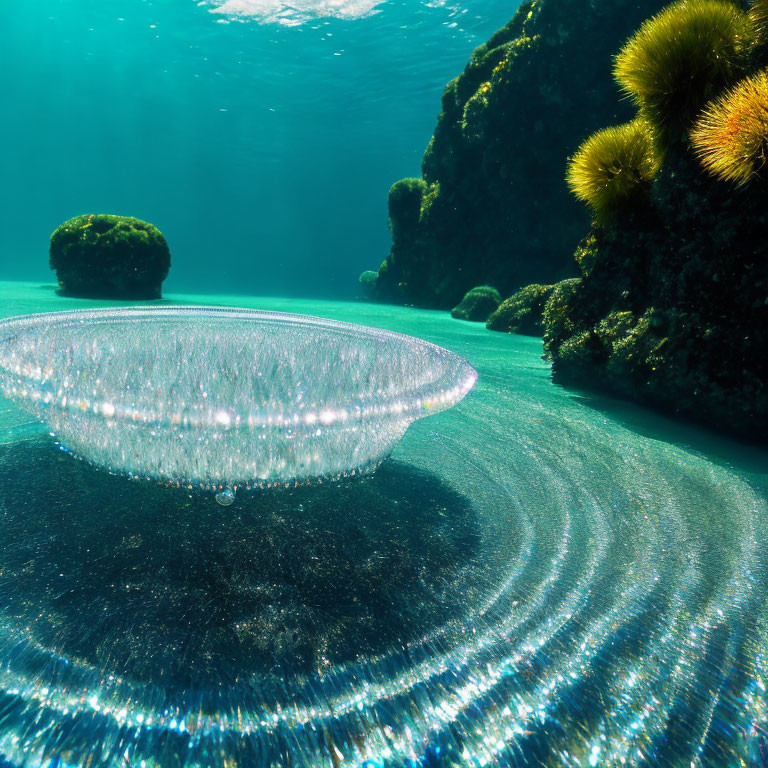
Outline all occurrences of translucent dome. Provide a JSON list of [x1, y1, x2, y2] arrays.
[[0, 306, 477, 492]]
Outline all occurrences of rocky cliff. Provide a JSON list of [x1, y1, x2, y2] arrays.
[[366, 0, 668, 307]]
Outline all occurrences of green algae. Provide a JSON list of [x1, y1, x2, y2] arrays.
[[50, 214, 171, 300], [451, 285, 502, 322], [486, 283, 555, 336]]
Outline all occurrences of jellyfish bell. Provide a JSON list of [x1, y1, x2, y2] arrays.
[[0, 307, 477, 493]]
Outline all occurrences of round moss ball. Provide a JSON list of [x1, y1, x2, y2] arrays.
[[359, 270, 379, 292], [50, 214, 171, 299], [451, 285, 502, 322]]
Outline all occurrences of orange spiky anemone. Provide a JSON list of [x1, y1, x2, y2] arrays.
[[691, 69, 768, 186]]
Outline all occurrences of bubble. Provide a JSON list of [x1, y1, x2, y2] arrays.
[[215, 487, 236, 506], [0, 307, 476, 494]]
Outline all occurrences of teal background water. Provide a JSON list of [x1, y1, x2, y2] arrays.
[[0, 0, 516, 297]]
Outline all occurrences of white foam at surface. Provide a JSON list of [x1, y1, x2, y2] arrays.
[[202, 0, 384, 24], [0, 306, 476, 490]]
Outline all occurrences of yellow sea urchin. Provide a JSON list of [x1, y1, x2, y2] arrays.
[[566, 120, 664, 224], [613, 0, 752, 142], [691, 69, 768, 185]]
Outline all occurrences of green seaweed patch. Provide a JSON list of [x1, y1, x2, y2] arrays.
[[486, 283, 555, 336], [605, 309, 671, 383], [462, 82, 493, 135], [461, 35, 540, 140], [419, 181, 442, 218], [542, 278, 585, 360], [574, 233, 601, 277], [451, 285, 502, 322]]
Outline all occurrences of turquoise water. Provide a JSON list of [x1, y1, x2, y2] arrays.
[[0, 0, 514, 296], [0, 284, 767, 767], [3, 2, 768, 766]]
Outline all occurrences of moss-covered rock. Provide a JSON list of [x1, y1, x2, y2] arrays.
[[543, 1, 768, 441], [451, 285, 502, 322], [368, 0, 668, 308], [487, 283, 555, 335], [358, 270, 379, 299], [545, 147, 768, 441], [50, 214, 171, 299], [388, 178, 427, 246]]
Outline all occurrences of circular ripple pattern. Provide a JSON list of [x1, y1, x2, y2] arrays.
[[0, 299, 767, 768], [0, 307, 476, 492]]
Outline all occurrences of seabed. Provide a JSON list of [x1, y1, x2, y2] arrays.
[[0, 282, 767, 767]]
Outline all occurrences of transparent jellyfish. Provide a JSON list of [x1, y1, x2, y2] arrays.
[[0, 307, 477, 492]]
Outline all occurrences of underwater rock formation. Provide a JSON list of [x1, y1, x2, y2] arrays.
[[451, 285, 501, 322], [486, 283, 554, 335], [542, 0, 768, 441], [366, 0, 668, 308], [545, 157, 768, 440], [50, 214, 171, 299]]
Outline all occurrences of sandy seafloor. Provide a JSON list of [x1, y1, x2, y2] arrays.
[[1, 280, 768, 767]]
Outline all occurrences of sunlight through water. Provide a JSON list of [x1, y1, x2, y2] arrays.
[[202, 0, 386, 24], [203, 0, 453, 25]]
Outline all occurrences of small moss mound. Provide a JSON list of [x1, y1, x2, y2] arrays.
[[486, 283, 555, 336], [566, 119, 663, 224], [542, 278, 586, 362], [451, 285, 502, 322], [388, 178, 427, 245], [613, 0, 752, 142], [691, 69, 768, 186], [358, 270, 379, 299], [50, 214, 171, 299]]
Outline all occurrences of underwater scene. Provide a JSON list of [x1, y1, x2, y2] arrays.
[[1, 0, 768, 766]]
